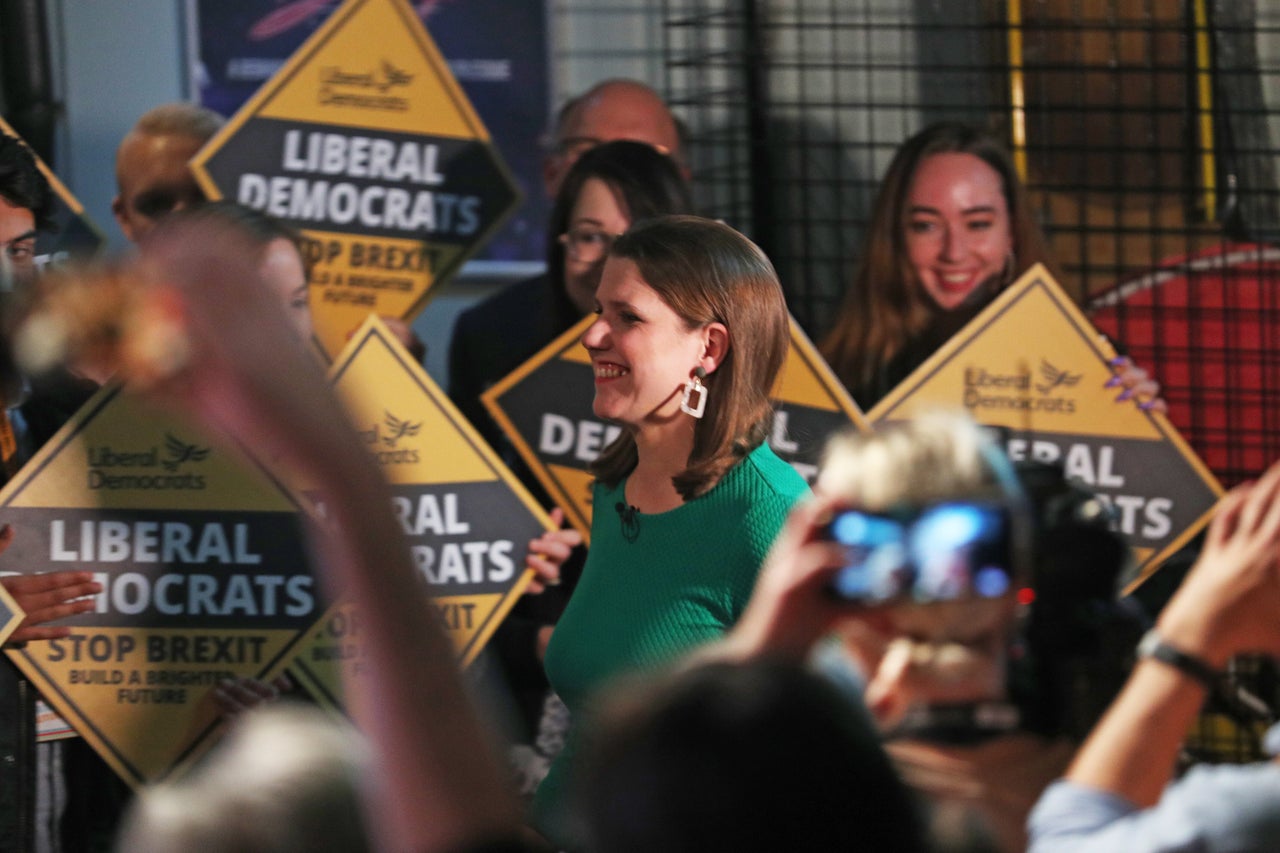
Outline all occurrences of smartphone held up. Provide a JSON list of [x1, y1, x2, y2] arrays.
[[825, 502, 1014, 606]]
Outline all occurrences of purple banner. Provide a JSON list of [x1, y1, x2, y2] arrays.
[[191, 0, 549, 273]]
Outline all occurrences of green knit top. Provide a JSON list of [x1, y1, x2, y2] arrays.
[[532, 442, 809, 843]]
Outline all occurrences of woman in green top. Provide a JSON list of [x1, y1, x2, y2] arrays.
[[529, 215, 810, 846]]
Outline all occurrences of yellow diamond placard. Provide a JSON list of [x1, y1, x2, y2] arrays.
[[288, 317, 551, 707], [869, 264, 1224, 587], [0, 386, 321, 786], [482, 315, 868, 543], [190, 0, 519, 358], [0, 580, 22, 648]]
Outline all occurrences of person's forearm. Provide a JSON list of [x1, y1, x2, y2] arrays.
[[1062, 461, 1280, 815], [302, 435, 522, 851], [1064, 658, 1207, 808]]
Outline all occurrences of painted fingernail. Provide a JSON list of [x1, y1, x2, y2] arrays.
[[1115, 388, 1134, 402], [1138, 399, 1158, 411], [1109, 356, 1127, 366], [1103, 375, 1122, 388]]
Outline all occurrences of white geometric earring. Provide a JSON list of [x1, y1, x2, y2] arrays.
[[680, 366, 708, 418]]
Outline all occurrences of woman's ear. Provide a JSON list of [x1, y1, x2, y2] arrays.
[[700, 322, 729, 376]]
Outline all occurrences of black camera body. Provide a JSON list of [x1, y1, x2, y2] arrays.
[[1012, 459, 1145, 738]]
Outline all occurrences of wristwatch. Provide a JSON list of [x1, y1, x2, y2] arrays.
[[1136, 628, 1220, 690]]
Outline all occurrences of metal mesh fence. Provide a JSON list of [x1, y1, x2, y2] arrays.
[[662, 0, 1280, 490], [660, 0, 1280, 762]]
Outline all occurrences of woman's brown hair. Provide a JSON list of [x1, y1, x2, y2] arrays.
[[590, 215, 789, 500], [819, 122, 1055, 394]]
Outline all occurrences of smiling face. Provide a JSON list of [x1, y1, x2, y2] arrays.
[[563, 177, 632, 316], [580, 257, 709, 432], [904, 152, 1013, 312]]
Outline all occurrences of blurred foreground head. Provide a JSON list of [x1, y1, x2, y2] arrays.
[[818, 410, 1023, 506], [572, 660, 930, 853], [817, 410, 1030, 646], [115, 703, 371, 853], [818, 410, 1136, 740]]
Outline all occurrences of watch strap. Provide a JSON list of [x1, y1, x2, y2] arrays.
[[1137, 628, 1220, 689]]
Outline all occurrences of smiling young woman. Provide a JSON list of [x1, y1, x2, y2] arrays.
[[819, 122, 1056, 409], [904, 151, 1015, 313], [819, 122, 1166, 415]]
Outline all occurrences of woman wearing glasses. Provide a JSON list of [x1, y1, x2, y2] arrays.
[[549, 141, 690, 318], [449, 140, 693, 492]]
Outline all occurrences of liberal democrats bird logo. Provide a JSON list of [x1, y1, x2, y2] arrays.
[[1036, 359, 1083, 395], [380, 61, 414, 91], [162, 433, 211, 472], [382, 411, 422, 448]]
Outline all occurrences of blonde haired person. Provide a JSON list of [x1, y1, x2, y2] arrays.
[[115, 703, 372, 853], [715, 411, 1134, 852]]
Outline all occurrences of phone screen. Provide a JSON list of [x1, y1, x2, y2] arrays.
[[826, 502, 1013, 604]]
